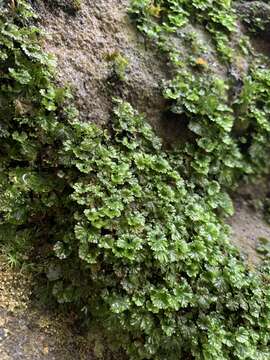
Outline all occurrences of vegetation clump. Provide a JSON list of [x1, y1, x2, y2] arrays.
[[0, 1, 270, 360], [105, 51, 130, 81]]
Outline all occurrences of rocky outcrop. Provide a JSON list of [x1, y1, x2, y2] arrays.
[[31, 1, 270, 266], [235, 1, 270, 34], [34, 0, 168, 138]]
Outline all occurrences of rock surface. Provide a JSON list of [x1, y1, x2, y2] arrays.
[[229, 180, 270, 265], [235, 1, 270, 34], [34, 0, 169, 137], [34, 0, 241, 146]]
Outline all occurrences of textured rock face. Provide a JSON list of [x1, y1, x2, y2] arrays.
[[34, 0, 168, 135], [235, 1, 270, 56], [235, 1, 270, 33], [229, 190, 270, 266]]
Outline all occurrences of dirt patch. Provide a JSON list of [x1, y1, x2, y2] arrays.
[[250, 36, 270, 58], [0, 307, 92, 360]]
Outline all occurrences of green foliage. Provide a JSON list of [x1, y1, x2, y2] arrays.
[[72, 0, 82, 11], [129, 0, 237, 61], [256, 237, 270, 258], [0, 0, 75, 265], [130, 0, 270, 185], [61, 101, 270, 359], [1, 2, 270, 360], [0, 225, 33, 268]]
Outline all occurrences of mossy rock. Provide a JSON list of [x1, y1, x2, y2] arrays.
[[34, 0, 82, 14], [235, 1, 270, 34]]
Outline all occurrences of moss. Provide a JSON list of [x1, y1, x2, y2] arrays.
[[105, 51, 130, 81], [40, 0, 82, 14], [1, 1, 270, 360]]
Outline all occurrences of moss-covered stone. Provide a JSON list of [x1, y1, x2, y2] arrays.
[[35, 0, 82, 14], [235, 1, 270, 34]]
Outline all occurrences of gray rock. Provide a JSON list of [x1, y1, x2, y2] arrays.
[[35, 0, 169, 139]]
